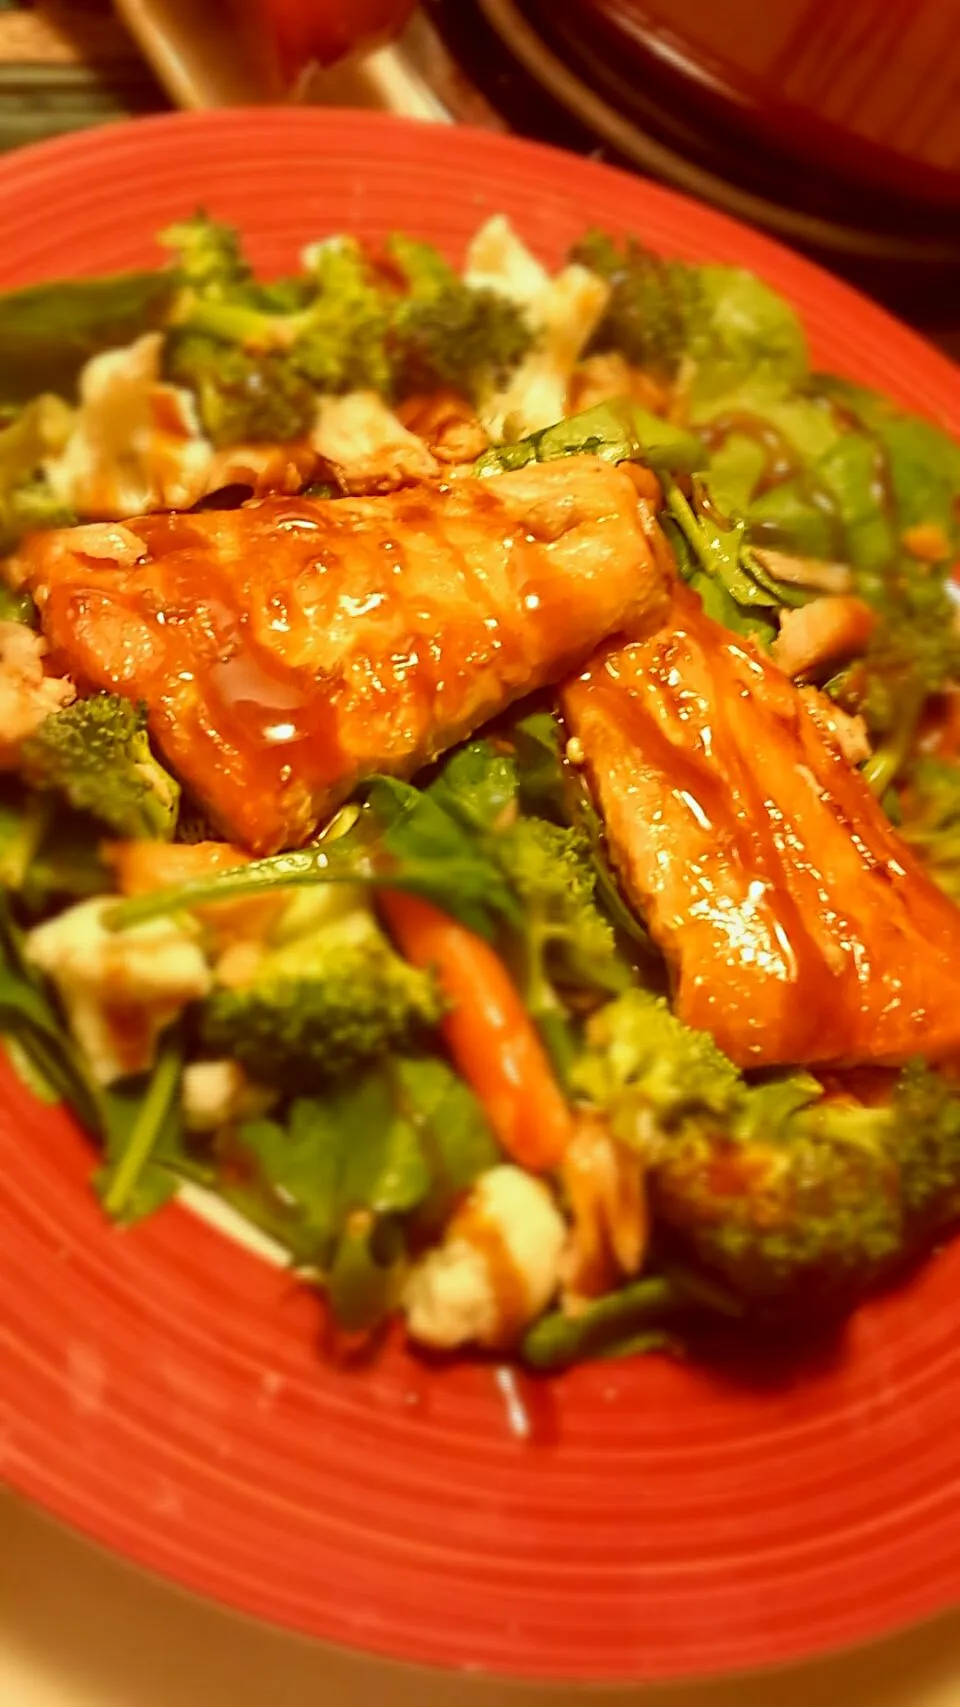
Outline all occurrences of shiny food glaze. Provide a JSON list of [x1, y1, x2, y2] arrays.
[[563, 586, 960, 1068], [18, 460, 668, 852]]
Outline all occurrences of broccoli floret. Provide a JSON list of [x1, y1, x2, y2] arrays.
[[388, 235, 534, 405], [899, 756, 960, 903], [200, 905, 444, 1091], [571, 988, 742, 1126], [163, 331, 317, 447], [175, 235, 393, 397], [497, 818, 626, 1009], [576, 990, 960, 1307], [165, 236, 393, 442], [291, 237, 394, 396], [0, 395, 75, 552], [19, 694, 180, 840], [168, 229, 532, 433], [652, 1065, 960, 1307], [570, 231, 703, 379], [160, 211, 253, 298]]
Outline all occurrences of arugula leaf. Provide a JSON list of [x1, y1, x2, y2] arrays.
[[510, 712, 657, 956], [106, 782, 521, 940], [230, 1097, 346, 1263], [816, 433, 896, 572], [327, 1212, 405, 1334], [0, 782, 109, 909], [0, 584, 37, 625]]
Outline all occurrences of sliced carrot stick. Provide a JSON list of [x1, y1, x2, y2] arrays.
[[379, 890, 574, 1172]]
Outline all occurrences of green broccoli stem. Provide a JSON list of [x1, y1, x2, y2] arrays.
[[101, 1033, 183, 1219], [178, 298, 300, 352], [521, 1275, 679, 1370]]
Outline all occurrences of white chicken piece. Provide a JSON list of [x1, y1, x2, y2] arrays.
[[403, 1165, 567, 1351], [464, 215, 610, 441], [0, 621, 74, 767], [311, 390, 440, 492], [181, 1059, 275, 1134], [44, 332, 214, 519], [25, 898, 213, 1086]]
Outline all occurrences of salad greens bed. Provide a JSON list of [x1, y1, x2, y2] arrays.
[[2, 215, 960, 1370]]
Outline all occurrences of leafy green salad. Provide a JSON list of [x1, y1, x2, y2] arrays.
[[2, 212, 960, 1372]]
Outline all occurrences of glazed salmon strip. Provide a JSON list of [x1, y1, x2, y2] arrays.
[[13, 457, 669, 853], [563, 586, 960, 1070]]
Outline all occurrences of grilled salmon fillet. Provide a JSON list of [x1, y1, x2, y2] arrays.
[[563, 585, 960, 1069], [14, 458, 668, 853]]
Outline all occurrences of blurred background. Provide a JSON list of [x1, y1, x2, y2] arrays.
[[1, 1, 957, 341]]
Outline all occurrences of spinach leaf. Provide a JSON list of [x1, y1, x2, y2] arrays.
[[475, 399, 706, 477], [0, 271, 180, 406], [395, 1056, 500, 1231], [665, 479, 778, 644], [231, 1072, 431, 1272], [364, 775, 522, 936], [425, 738, 519, 832]]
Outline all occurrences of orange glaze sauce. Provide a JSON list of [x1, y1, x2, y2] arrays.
[[452, 1199, 530, 1351]]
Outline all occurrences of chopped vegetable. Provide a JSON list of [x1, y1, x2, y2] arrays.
[[4, 206, 960, 1380], [0, 395, 75, 552], [475, 398, 705, 478], [388, 233, 535, 405], [379, 890, 575, 1172], [570, 231, 703, 379], [0, 271, 180, 408], [200, 893, 445, 1091], [19, 694, 180, 841]]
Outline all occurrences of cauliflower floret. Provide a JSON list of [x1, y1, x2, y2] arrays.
[[403, 1165, 567, 1351], [25, 897, 213, 1085], [45, 332, 215, 518], [464, 216, 610, 441], [311, 390, 440, 493], [181, 1059, 275, 1133], [463, 214, 552, 306], [0, 621, 74, 768]]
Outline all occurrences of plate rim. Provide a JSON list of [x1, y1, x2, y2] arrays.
[[1, 106, 959, 1685]]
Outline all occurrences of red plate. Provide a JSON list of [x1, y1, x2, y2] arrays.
[[1, 110, 959, 1683]]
